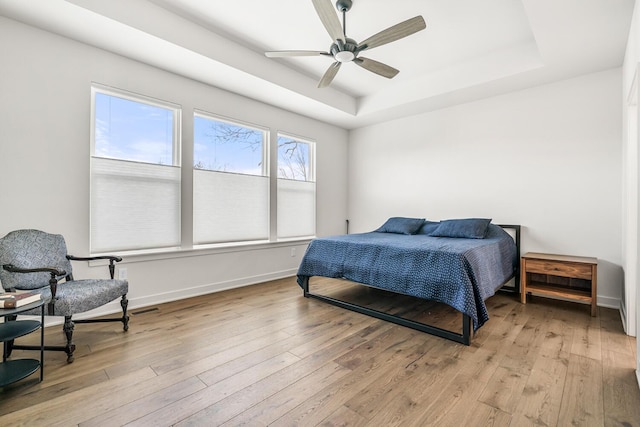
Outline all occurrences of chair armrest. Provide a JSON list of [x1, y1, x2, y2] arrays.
[[66, 255, 123, 263], [3, 263, 66, 277], [3, 264, 64, 306], [66, 255, 123, 280]]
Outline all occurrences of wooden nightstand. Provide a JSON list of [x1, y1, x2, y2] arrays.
[[520, 252, 597, 316]]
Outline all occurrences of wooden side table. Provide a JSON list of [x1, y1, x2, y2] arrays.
[[520, 252, 597, 316]]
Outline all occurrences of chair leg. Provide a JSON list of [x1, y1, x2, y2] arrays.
[[63, 316, 76, 363], [121, 295, 130, 332]]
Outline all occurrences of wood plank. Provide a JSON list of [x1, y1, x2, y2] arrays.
[[0, 368, 158, 427], [571, 313, 602, 361], [407, 347, 501, 426], [0, 369, 109, 415], [126, 352, 302, 426], [509, 319, 571, 426], [317, 405, 368, 427], [180, 323, 383, 425], [342, 337, 463, 426], [599, 308, 635, 356], [79, 377, 207, 427], [477, 365, 528, 413], [218, 361, 351, 427], [458, 401, 511, 427], [496, 302, 553, 375], [602, 348, 640, 427], [266, 327, 420, 426], [522, 252, 598, 265], [343, 337, 461, 422], [557, 354, 604, 426]]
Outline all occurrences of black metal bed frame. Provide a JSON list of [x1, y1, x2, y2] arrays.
[[301, 224, 521, 346]]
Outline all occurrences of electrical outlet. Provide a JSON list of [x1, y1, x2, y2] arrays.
[[118, 267, 128, 280], [290, 247, 296, 257]]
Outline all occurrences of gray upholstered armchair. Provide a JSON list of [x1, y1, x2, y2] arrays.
[[0, 229, 129, 363]]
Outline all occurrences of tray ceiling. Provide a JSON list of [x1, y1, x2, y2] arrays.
[[0, 0, 634, 128]]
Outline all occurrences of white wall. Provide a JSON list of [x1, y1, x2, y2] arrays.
[[0, 17, 349, 315], [349, 69, 623, 309], [622, 0, 640, 388]]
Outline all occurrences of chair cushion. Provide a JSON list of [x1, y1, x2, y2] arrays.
[[17, 279, 128, 317]]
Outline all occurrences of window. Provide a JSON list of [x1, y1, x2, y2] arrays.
[[277, 133, 316, 239], [90, 86, 181, 253], [90, 85, 317, 253], [193, 113, 269, 245]]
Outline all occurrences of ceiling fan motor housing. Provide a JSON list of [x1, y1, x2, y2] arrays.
[[331, 37, 358, 62]]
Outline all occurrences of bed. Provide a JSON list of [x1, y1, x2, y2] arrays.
[[296, 218, 520, 345]]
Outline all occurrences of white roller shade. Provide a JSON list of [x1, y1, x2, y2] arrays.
[[277, 178, 316, 239], [91, 157, 181, 253], [194, 170, 269, 244]]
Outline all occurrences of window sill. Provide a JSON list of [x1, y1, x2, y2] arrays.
[[88, 237, 314, 266]]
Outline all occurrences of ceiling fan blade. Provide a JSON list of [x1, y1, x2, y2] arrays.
[[265, 50, 329, 58], [312, 0, 345, 42], [358, 16, 426, 51], [354, 57, 399, 79], [318, 62, 341, 88]]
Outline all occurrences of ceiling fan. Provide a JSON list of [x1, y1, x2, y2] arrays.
[[265, 0, 426, 88]]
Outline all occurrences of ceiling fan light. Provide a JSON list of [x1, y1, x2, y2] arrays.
[[335, 50, 355, 63]]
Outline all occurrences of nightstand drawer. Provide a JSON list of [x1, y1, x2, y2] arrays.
[[524, 259, 593, 280]]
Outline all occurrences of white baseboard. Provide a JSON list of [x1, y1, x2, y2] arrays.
[[129, 268, 299, 312], [596, 295, 620, 310], [28, 269, 299, 327], [620, 300, 628, 333]]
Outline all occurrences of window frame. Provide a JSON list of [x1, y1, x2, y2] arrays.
[[276, 132, 316, 183], [276, 132, 317, 240], [91, 83, 182, 167], [193, 110, 269, 177], [192, 110, 271, 246], [89, 84, 183, 254]]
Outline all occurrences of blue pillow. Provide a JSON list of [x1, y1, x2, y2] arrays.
[[375, 217, 425, 235], [416, 221, 440, 235], [429, 218, 492, 239]]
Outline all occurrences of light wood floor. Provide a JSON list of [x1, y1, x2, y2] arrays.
[[1, 277, 638, 426]]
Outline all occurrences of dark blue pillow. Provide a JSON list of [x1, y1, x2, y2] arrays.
[[416, 221, 440, 235], [375, 217, 425, 235], [429, 218, 492, 239]]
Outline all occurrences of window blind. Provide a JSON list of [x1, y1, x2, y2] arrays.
[[90, 157, 181, 253], [193, 170, 269, 244], [277, 178, 316, 239]]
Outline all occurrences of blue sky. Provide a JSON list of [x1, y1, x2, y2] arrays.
[[193, 115, 264, 175], [94, 93, 175, 165]]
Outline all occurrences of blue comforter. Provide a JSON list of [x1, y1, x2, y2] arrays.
[[297, 224, 517, 330]]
